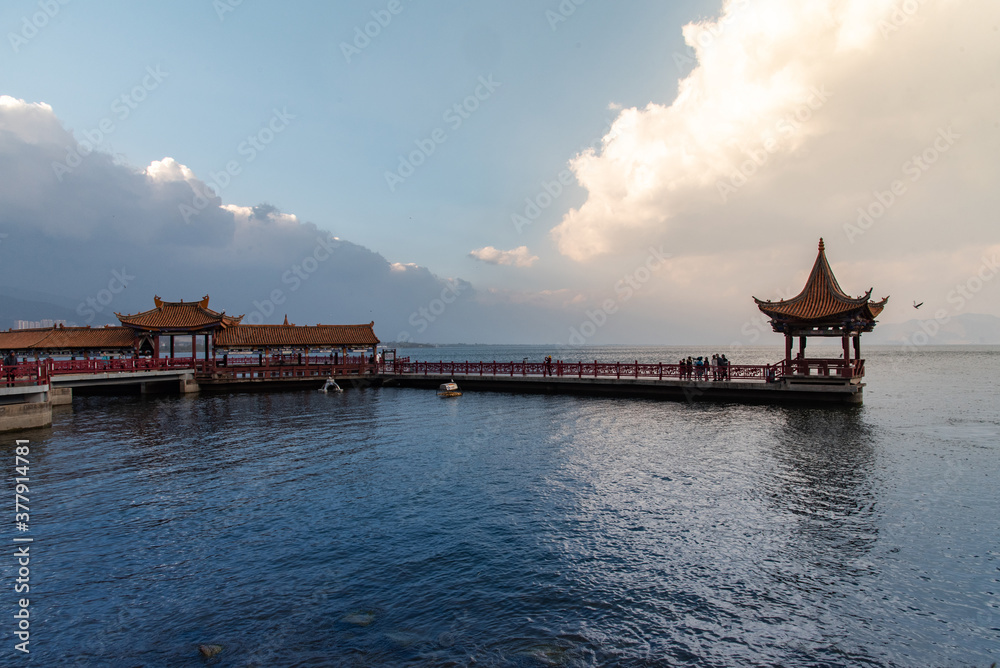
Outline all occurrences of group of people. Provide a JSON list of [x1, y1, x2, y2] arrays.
[[679, 354, 730, 381]]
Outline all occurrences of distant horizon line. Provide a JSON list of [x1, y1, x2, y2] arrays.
[[389, 342, 1000, 348]]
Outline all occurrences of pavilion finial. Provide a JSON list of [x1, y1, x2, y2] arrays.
[[283, 314, 289, 326], [818, 237, 825, 252]]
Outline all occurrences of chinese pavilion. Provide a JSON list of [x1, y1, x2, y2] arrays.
[[0, 295, 379, 361], [116, 295, 242, 359], [754, 239, 888, 377]]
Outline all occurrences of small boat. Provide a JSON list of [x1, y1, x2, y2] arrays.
[[437, 380, 461, 397], [319, 378, 343, 393]]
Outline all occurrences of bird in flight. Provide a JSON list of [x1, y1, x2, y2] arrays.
[[913, 301, 923, 309]]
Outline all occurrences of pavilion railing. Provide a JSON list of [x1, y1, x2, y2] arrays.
[[203, 361, 375, 381], [1, 361, 51, 387], [214, 354, 370, 367], [45, 355, 376, 376], [50, 357, 197, 374], [24, 355, 865, 384], [777, 358, 865, 379], [377, 359, 793, 382]]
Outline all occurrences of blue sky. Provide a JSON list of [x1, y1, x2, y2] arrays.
[[4, 1, 704, 279], [1, 0, 997, 344]]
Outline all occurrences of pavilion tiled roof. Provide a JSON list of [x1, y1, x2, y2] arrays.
[[0, 326, 135, 352], [214, 322, 379, 349], [116, 295, 242, 331], [0, 328, 51, 350], [754, 239, 888, 323]]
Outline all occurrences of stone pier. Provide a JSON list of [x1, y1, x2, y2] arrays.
[[0, 385, 52, 432]]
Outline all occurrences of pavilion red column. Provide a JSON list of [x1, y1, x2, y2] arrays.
[[784, 334, 792, 363], [842, 334, 850, 376]]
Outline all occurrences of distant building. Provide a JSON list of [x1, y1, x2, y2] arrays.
[[15, 319, 67, 330]]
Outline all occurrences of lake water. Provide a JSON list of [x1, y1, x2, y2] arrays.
[[3, 345, 998, 666]]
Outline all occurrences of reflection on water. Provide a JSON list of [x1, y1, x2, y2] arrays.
[[766, 408, 880, 564], [2, 346, 997, 666]]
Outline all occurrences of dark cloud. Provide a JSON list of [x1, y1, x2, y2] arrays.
[[0, 96, 616, 344], [0, 97, 472, 337]]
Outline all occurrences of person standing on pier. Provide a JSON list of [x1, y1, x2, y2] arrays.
[[3, 351, 15, 386]]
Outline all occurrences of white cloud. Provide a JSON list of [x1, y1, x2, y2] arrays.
[[390, 262, 419, 272], [469, 245, 539, 267], [222, 203, 299, 227], [145, 157, 197, 183], [551, 0, 1000, 263]]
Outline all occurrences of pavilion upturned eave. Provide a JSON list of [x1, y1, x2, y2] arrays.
[[115, 295, 243, 333], [753, 238, 888, 327]]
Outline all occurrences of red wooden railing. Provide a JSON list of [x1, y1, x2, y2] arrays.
[[50, 357, 197, 373], [44, 354, 375, 377], [1, 361, 51, 387], [377, 359, 788, 382], [773, 358, 865, 379], [206, 361, 374, 381], [377, 357, 865, 381], [12, 355, 864, 385]]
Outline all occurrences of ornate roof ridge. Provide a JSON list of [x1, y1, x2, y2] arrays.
[[116, 295, 243, 330], [232, 323, 376, 328]]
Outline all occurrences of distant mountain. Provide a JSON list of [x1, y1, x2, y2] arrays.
[[867, 313, 1000, 345]]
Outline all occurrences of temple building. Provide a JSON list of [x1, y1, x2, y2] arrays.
[[755, 238, 887, 377], [0, 295, 379, 361], [0, 326, 134, 359], [116, 295, 242, 359]]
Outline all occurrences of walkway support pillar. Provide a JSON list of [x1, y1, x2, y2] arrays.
[[50, 387, 72, 406], [179, 373, 200, 394]]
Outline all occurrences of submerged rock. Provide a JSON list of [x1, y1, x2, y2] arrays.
[[341, 610, 376, 627], [515, 643, 570, 666], [198, 643, 223, 658], [384, 630, 421, 646]]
